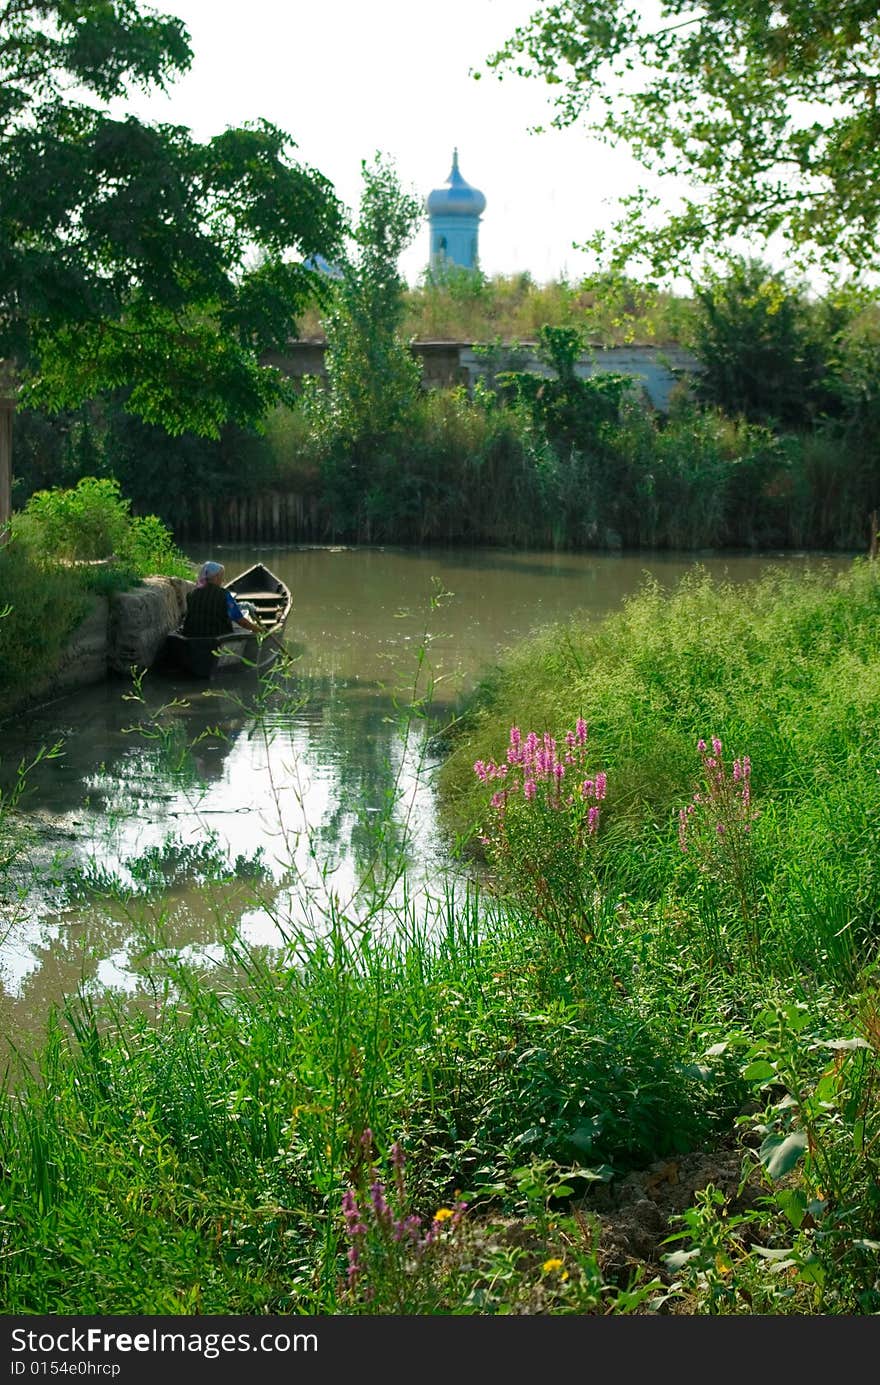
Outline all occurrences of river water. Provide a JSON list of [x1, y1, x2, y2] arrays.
[[0, 544, 854, 1048]]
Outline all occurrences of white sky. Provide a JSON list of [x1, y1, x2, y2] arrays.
[[121, 0, 674, 288]]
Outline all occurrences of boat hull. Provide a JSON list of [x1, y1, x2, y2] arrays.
[[157, 562, 292, 679]]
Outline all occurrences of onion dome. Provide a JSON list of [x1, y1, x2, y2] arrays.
[[426, 149, 486, 217]]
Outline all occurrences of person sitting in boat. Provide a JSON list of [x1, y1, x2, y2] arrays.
[[182, 561, 261, 638]]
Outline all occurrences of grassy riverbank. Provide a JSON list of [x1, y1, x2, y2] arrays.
[[1, 561, 879, 1313], [0, 478, 191, 716]]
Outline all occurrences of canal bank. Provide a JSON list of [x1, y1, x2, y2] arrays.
[[0, 573, 192, 722]]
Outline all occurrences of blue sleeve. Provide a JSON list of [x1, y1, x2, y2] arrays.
[[225, 592, 244, 622]]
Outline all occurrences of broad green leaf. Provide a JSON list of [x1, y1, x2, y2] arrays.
[[776, 1187, 807, 1229], [743, 1059, 776, 1082], [759, 1129, 808, 1179]]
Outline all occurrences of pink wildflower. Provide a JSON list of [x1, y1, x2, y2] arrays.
[[587, 806, 600, 834], [595, 772, 607, 800], [370, 1180, 390, 1221], [576, 717, 588, 745], [524, 780, 536, 801]]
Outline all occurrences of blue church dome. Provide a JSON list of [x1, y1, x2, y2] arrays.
[[426, 149, 486, 217]]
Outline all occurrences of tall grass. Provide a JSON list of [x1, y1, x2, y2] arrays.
[[0, 889, 737, 1313], [293, 273, 695, 347]]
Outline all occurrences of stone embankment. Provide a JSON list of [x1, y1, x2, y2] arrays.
[[7, 575, 193, 717]]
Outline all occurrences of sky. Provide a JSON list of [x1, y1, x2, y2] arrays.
[[118, 0, 674, 288]]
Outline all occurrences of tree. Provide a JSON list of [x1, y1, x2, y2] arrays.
[[485, 1, 880, 278], [313, 155, 423, 537], [318, 154, 422, 450], [0, 1, 345, 442], [687, 259, 839, 427]]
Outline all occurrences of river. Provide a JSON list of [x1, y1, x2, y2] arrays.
[[0, 544, 854, 1050]]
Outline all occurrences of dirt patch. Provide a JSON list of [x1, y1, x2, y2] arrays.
[[581, 1141, 762, 1288]]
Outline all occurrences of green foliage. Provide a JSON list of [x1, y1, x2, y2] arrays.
[[686, 260, 838, 427], [11, 476, 189, 578], [319, 155, 422, 448], [661, 1000, 880, 1313], [440, 560, 880, 979], [500, 325, 635, 454], [0, 545, 90, 698], [1, 2, 344, 436], [0, 902, 735, 1312], [486, 1, 880, 276], [296, 271, 694, 346], [0, 478, 189, 706]]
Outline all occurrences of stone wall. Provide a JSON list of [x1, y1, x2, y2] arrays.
[[107, 575, 191, 674]]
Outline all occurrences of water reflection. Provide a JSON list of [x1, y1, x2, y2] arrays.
[[0, 544, 856, 1049]]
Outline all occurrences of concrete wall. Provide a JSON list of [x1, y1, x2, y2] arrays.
[[266, 339, 700, 412], [107, 575, 191, 674]]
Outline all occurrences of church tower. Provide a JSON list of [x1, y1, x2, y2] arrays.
[[426, 149, 486, 272]]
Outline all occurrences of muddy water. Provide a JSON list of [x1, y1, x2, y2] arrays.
[[0, 545, 854, 1048]]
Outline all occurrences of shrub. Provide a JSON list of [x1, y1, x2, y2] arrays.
[[11, 476, 190, 580]]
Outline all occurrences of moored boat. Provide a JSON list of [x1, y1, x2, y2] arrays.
[[158, 562, 292, 678]]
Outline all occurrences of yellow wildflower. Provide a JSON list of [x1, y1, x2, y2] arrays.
[[434, 1207, 454, 1222], [542, 1257, 564, 1273]]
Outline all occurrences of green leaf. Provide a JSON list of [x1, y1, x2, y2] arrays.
[[775, 1187, 807, 1229], [759, 1130, 808, 1179], [743, 1059, 776, 1082]]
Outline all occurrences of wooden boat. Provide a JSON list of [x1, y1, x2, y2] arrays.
[[159, 562, 292, 678]]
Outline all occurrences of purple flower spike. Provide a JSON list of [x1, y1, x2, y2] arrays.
[[370, 1179, 389, 1220]]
